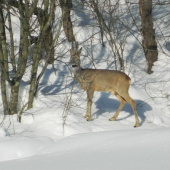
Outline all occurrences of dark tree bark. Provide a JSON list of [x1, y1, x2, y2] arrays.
[[28, 41, 42, 109], [0, 42, 9, 115], [59, 0, 75, 42], [44, 26, 55, 64], [139, 0, 158, 74], [0, 4, 10, 115]]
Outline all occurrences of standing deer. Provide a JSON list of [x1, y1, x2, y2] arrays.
[[70, 42, 140, 127]]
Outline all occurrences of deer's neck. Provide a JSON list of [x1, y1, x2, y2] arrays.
[[73, 66, 82, 77], [73, 67, 89, 90], [73, 67, 85, 84]]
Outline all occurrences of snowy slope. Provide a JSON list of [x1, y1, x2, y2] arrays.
[[1, 129, 170, 170]]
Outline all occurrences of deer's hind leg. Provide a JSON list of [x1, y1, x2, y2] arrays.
[[109, 92, 126, 121], [120, 93, 140, 127]]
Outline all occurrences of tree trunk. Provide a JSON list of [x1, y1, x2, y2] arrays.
[[0, 4, 9, 115], [0, 57, 9, 115], [139, 0, 158, 74], [44, 26, 55, 64], [59, 0, 75, 42], [27, 41, 42, 109], [9, 83, 20, 115], [0, 70, 9, 115]]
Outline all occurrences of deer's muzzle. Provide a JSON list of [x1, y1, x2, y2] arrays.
[[72, 65, 77, 68]]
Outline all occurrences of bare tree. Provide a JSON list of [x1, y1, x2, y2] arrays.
[[0, 0, 60, 116], [0, 0, 36, 115]]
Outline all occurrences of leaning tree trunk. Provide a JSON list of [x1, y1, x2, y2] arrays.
[[139, 0, 158, 74]]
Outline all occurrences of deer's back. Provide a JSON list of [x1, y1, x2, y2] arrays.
[[78, 69, 131, 92]]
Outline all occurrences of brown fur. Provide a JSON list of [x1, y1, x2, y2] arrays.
[[70, 44, 140, 127]]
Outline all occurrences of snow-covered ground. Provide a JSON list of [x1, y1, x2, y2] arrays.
[[1, 129, 170, 170], [0, 1, 170, 169]]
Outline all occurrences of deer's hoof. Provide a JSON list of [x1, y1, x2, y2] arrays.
[[84, 115, 88, 118], [109, 117, 116, 121], [87, 117, 91, 121], [134, 122, 140, 128]]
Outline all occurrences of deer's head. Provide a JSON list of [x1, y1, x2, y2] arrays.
[[70, 42, 82, 71]]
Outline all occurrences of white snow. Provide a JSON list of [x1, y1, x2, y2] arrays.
[[1, 1, 170, 170]]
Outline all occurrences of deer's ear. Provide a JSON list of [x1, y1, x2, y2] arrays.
[[77, 47, 82, 55]]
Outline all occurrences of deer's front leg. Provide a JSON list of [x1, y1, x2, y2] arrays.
[[84, 89, 94, 121]]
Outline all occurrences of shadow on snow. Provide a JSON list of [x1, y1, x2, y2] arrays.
[[93, 92, 151, 127]]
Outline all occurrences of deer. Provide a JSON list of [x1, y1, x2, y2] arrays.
[[70, 42, 140, 127]]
